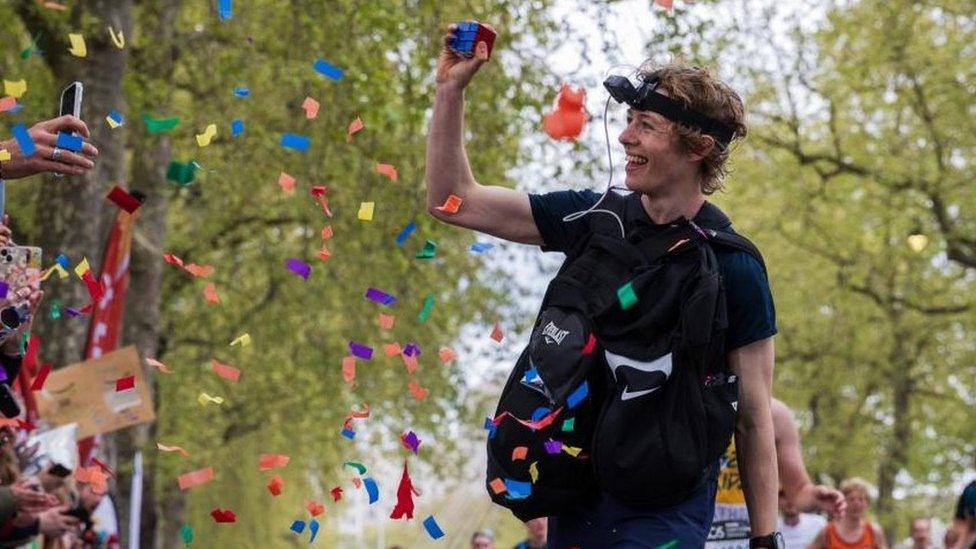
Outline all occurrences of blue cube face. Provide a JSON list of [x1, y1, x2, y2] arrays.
[[459, 21, 478, 31]]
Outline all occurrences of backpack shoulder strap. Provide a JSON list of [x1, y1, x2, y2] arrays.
[[704, 230, 767, 275]]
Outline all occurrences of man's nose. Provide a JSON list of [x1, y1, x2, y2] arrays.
[[619, 123, 637, 145]]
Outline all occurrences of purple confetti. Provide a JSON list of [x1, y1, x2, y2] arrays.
[[402, 431, 421, 454], [348, 341, 373, 360], [403, 342, 421, 357], [364, 287, 397, 305], [0, 282, 8, 299], [285, 258, 311, 280], [0, 368, 7, 383], [544, 440, 563, 454], [63, 307, 84, 317]]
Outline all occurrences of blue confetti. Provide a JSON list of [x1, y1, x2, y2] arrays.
[[309, 519, 319, 544], [470, 242, 495, 253], [484, 417, 497, 439], [423, 516, 445, 540], [395, 221, 417, 246], [340, 427, 355, 440], [566, 380, 589, 410], [363, 477, 379, 504], [280, 133, 310, 152], [289, 520, 306, 534], [217, 0, 232, 20], [11, 124, 35, 156], [230, 119, 244, 136], [55, 132, 83, 152], [312, 59, 344, 80], [504, 479, 532, 500], [107, 110, 124, 126], [55, 254, 70, 268], [233, 86, 249, 98]]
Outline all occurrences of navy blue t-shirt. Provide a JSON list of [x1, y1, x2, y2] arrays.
[[529, 189, 777, 351]]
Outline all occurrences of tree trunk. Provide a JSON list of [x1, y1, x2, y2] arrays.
[[875, 320, 914, 542]]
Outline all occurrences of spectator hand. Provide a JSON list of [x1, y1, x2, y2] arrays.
[[811, 484, 846, 518], [0, 280, 42, 356], [0, 116, 98, 179], [38, 506, 81, 537], [10, 479, 58, 514]]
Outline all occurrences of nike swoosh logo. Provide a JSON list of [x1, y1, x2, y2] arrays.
[[620, 386, 661, 401]]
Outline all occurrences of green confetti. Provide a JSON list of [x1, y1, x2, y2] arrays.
[[342, 460, 367, 475], [417, 293, 435, 322], [617, 281, 638, 310], [49, 299, 62, 320], [561, 417, 575, 432], [415, 240, 437, 259], [656, 539, 679, 549], [180, 524, 193, 546], [166, 161, 197, 185], [143, 112, 181, 134]]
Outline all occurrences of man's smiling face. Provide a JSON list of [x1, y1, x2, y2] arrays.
[[618, 108, 689, 195]]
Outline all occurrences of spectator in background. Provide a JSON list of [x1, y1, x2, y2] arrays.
[[778, 489, 827, 548], [896, 517, 933, 549], [810, 478, 888, 549], [948, 459, 976, 549], [0, 116, 98, 180], [513, 517, 546, 549], [470, 529, 495, 549]]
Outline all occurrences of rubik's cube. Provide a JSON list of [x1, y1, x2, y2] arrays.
[[449, 21, 496, 59]]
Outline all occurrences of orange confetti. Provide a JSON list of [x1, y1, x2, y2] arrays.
[[408, 380, 429, 401], [435, 194, 463, 214], [211, 359, 241, 382], [488, 477, 507, 495], [75, 466, 108, 494], [346, 116, 364, 142], [351, 477, 363, 489], [157, 443, 189, 457], [146, 357, 172, 374], [490, 319, 504, 342], [511, 446, 528, 461], [278, 172, 296, 194], [258, 453, 290, 471], [378, 313, 395, 330], [305, 500, 325, 517], [375, 163, 398, 182], [654, 0, 674, 9], [320, 225, 333, 240], [437, 347, 457, 363], [204, 282, 220, 304], [163, 253, 214, 278], [341, 356, 356, 383], [402, 353, 419, 375], [178, 467, 215, 490], [317, 247, 331, 262], [383, 343, 402, 357], [267, 475, 284, 496]]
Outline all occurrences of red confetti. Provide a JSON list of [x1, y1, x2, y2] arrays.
[[115, 375, 135, 392], [375, 163, 398, 182], [210, 508, 236, 523], [178, 467, 215, 490], [211, 359, 240, 382], [266, 475, 283, 496], [305, 500, 325, 517], [30, 363, 52, 391], [258, 453, 290, 471], [330, 486, 343, 502], [106, 186, 142, 213], [346, 116, 364, 142], [389, 460, 415, 520]]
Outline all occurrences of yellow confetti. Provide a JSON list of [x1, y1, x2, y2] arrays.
[[198, 392, 225, 406], [3, 80, 26, 99], [74, 258, 91, 278], [0, 150, 10, 162], [68, 33, 87, 57], [195, 124, 217, 147], [106, 114, 122, 129], [562, 445, 582, 457], [108, 26, 125, 49], [39, 264, 69, 281], [230, 333, 251, 347], [357, 201, 375, 221], [529, 461, 539, 483]]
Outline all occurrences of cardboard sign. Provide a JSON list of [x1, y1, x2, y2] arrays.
[[35, 346, 155, 439]]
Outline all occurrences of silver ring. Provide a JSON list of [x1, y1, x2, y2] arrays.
[[51, 147, 62, 161]]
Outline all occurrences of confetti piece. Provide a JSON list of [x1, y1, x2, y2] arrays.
[[230, 333, 251, 347], [115, 375, 135, 392], [375, 163, 398, 182], [365, 287, 397, 306], [198, 392, 225, 406], [0, 283, 7, 299], [108, 26, 125, 49], [378, 313, 396, 330], [280, 133, 311, 152], [342, 460, 367, 475], [143, 113, 180, 134], [178, 467, 215, 490], [437, 347, 457, 364], [233, 86, 249, 98], [417, 293, 435, 322], [312, 59, 344, 80], [490, 319, 504, 342], [74, 467, 108, 494], [340, 427, 355, 439], [317, 247, 331, 262], [163, 253, 214, 278], [0, 150, 9, 162], [146, 357, 172, 374], [211, 359, 240, 382], [195, 123, 217, 147], [357, 202, 374, 221], [3, 80, 26, 98], [403, 342, 421, 357], [330, 486, 343, 501], [302, 96, 320, 119], [30, 364, 52, 391], [582, 333, 597, 355], [166, 161, 196, 184], [529, 462, 540, 483], [258, 453, 290, 471], [157, 443, 189, 457], [544, 439, 563, 454], [290, 520, 305, 534], [562, 444, 582, 457], [181, 524, 193, 545], [285, 258, 311, 280], [106, 186, 142, 213], [341, 356, 356, 383], [401, 353, 419, 375], [435, 194, 463, 214], [400, 431, 421, 454], [68, 33, 87, 57], [362, 477, 379, 504], [389, 461, 415, 519], [217, 0, 232, 20], [511, 446, 528, 461], [203, 282, 220, 304], [617, 281, 638, 310], [395, 221, 416, 246], [320, 225, 333, 240], [12, 123, 36, 156], [489, 477, 507, 495], [55, 132, 83, 152], [408, 380, 429, 401], [0, 97, 16, 113], [561, 417, 575, 432], [267, 475, 285, 497], [416, 240, 437, 259], [309, 519, 320, 543], [210, 508, 236, 523], [657, 540, 679, 549], [348, 341, 373, 360], [491, 406, 563, 431], [277, 172, 296, 194], [654, 0, 674, 9], [230, 119, 244, 136], [346, 116, 364, 142], [423, 516, 445, 540], [305, 500, 325, 516], [566, 380, 589, 409], [383, 343, 402, 357]]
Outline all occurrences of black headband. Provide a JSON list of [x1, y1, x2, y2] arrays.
[[603, 75, 736, 146]]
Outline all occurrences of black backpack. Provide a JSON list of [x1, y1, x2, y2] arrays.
[[485, 192, 765, 521]]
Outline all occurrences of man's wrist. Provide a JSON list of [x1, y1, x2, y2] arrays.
[[435, 83, 465, 99]]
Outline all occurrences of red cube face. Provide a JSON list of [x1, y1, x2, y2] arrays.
[[450, 21, 496, 59], [475, 24, 497, 58]]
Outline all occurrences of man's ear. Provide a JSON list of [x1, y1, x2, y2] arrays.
[[687, 134, 716, 162]]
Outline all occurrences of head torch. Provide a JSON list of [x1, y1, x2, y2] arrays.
[[603, 74, 735, 147]]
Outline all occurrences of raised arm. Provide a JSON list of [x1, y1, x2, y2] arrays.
[[425, 23, 541, 245]]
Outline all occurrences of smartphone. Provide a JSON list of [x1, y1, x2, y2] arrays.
[[55, 82, 84, 178]]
